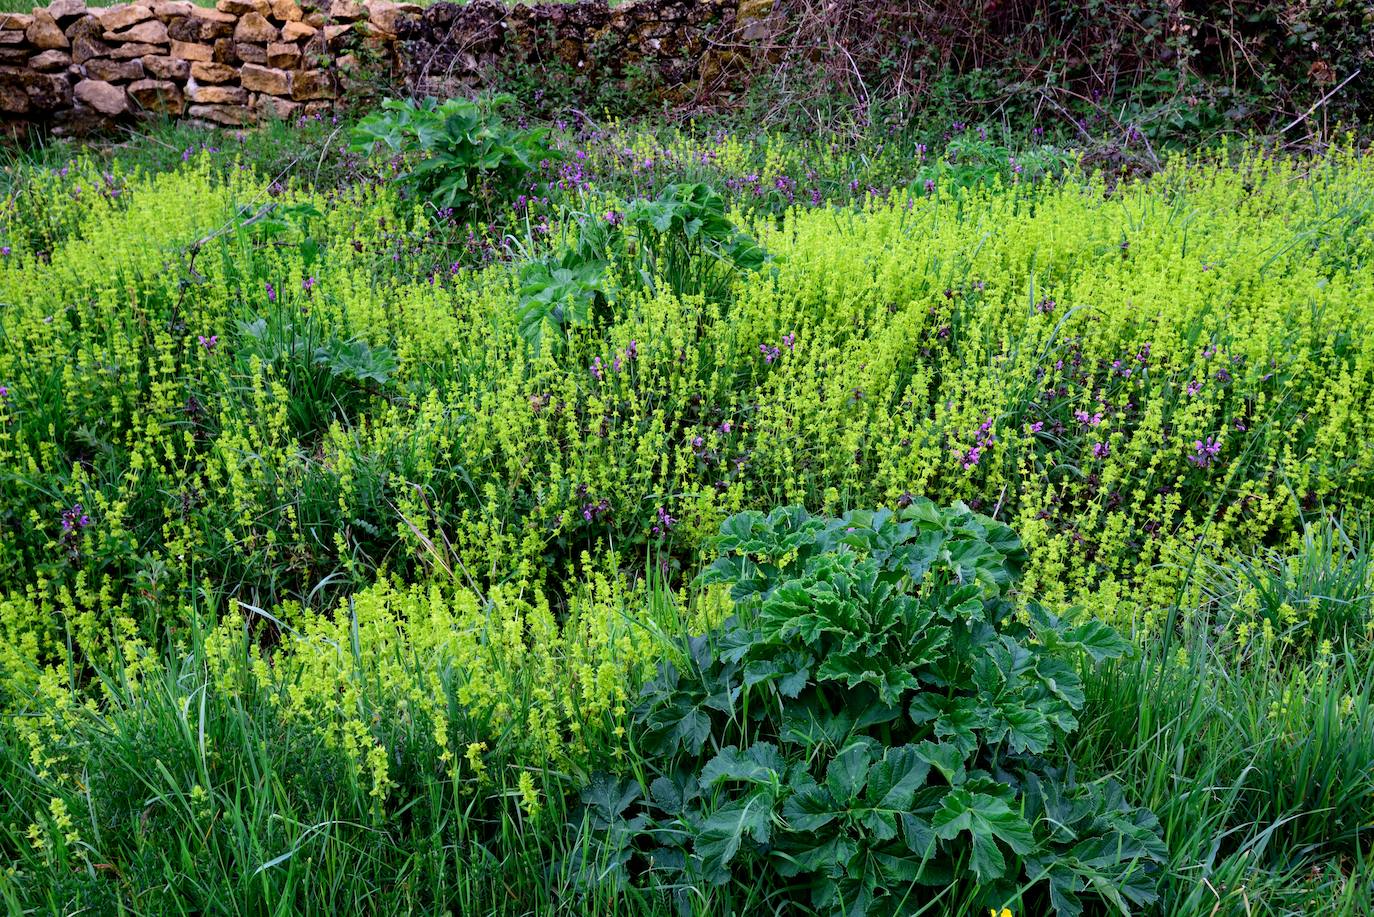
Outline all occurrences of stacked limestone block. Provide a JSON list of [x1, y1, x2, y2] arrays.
[[0, 0, 415, 132]]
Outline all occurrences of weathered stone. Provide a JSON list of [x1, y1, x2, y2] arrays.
[[212, 36, 235, 61], [269, 0, 300, 22], [254, 90, 299, 119], [97, 5, 154, 32], [71, 34, 109, 63], [234, 41, 265, 62], [127, 76, 181, 112], [107, 41, 164, 58], [264, 39, 297, 67], [169, 38, 212, 60], [322, 22, 350, 41], [185, 81, 246, 103], [167, 15, 229, 41], [190, 6, 237, 24], [152, 1, 196, 18], [0, 13, 32, 30], [142, 53, 187, 79], [0, 64, 73, 108], [74, 76, 127, 113], [280, 19, 313, 39], [239, 61, 288, 93], [189, 59, 236, 82], [233, 11, 276, 41], [25, 68, 72, 106], [47, 0, 89, 23], [29, 49, 71, 71], [0, 68, 29, 112], [216, 0, 269, 14], [0, 29, 24, 44], [103, 19, 167, 43], [304, 10, 323, 27], [0, 47, 30, 63], [327, 0, 362, 20], [84, 55, 144, 80], [363, 0, 401, 34], [65, 14, 104, 40], [289, 66, 332, 99], [27, 10, 70, 49], [186, 101, 250, 124]]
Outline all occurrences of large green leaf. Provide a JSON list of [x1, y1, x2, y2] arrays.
[[931, 788, 1035, 882]]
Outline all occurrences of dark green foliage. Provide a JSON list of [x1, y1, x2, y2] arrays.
[[582, 501, 1163, 916], [516, 183, 767, 351], [235, 315, 398, 435], [622, 182, 768, 300], [349, 95, 555, 220]]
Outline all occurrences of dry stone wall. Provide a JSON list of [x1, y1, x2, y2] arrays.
[[395, 0, 772, 104], [0, 0, 416, 133], [0, 0, 777, 134]]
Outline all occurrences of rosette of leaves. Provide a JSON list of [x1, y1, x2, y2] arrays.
[[578, 501, 1164, 916], [350, 95, 555, 222], [516, 187, 768, 351], [516, 219, 614, 355], [623, 183, 768, 302]]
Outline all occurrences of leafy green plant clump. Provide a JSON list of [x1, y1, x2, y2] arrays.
[[584, 501, 1164, 915], [350, 95, 556, 219], [518, 182, 767, 352]]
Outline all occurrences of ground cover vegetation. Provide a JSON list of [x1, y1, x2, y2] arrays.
[[0, 85, 1372, 915]]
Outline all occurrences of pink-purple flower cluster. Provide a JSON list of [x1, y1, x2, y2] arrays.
[[958, 416, 996, 470], [650, 505, 676, 536], [1188, 436, 1222, 467], [61, 503, 90, 532], [759, 332, 796, 365]]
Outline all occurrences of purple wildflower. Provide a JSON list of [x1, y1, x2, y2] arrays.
[[1075, 409, 1104, 427], [61, 503, 91, 532], [759, 343, 781, 364], [1092, 442, 1110, 459], [265, 281, 276, 302], [1188, 436, 1222, 468], [651, 505, 676, 536], [1186, 380, 1202, 396], [591, 357, 604, 381], [302, 276, 316, 293], [197, 334, 218, 352]]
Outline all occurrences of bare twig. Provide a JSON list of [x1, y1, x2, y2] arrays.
[[1281, 69, 1361, 134]]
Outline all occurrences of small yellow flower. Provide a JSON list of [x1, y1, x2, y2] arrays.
[[989, 909, 1013, 917]]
